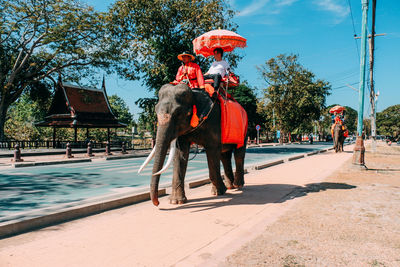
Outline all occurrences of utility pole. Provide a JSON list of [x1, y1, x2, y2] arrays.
[[369, 0, 377, 152], [355, 0, 385, 153], [353, 0, 369, 165]]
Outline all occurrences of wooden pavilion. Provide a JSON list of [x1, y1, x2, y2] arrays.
[[36, 78, 126, 147]]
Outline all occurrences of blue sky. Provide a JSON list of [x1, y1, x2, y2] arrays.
[[84, 0, 400, 119]]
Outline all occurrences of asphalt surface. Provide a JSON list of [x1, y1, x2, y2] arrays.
[[0, 143, 333, 223]]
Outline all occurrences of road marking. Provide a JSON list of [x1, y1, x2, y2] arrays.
[[161, 168, 209, 179], [134, 166, 196, 176], [102, 165, 142, 172], [82, 163, 134, 170]]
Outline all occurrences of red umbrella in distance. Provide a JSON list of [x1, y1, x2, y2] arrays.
[[329, 105, 346, 114], [193, 29, 247, 57]]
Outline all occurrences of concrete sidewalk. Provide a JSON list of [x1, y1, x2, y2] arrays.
[[0, 145, 354, 267]]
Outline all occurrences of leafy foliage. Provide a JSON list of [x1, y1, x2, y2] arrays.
[[5, 93, 51, 140], [230, 82, 264, 139], [109, 0, 239, 93], [0, 0, 121, 139], [108, 94, 133, 126], [376, 104, 400, 138], [258, 54, 331, 136], [135, 97, 158, 137], [110, 0, 240, 133]]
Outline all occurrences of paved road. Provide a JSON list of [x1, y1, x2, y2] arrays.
[[0, 144, 355, 267], [0, 143, 333, 223]]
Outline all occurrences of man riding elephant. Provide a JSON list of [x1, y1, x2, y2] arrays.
[[331, 113, 348, 152], [173, 52, 205, 90], [203, 47, 230, 91]]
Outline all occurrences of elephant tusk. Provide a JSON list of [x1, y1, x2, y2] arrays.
[[138, 145, 157, 173], [153, 138, 177, 176]]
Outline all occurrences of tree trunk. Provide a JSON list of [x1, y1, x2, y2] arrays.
[[0, 100, 10, 140]]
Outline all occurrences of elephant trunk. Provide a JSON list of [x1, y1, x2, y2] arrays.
[[150, 120, 176, 206], [150, 143, 167, 206]]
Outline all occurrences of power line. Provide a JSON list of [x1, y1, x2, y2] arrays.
[[329, 72, 360, 83], [347, 0, 360, 62], [331, 82, 359, 90]]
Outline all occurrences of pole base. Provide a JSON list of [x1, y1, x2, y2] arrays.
[[352, 136, 365, 165], [371, 138, 377, 153]]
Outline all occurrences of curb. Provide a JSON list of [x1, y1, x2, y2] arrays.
[[254, 160, 284, 170], [189, 178, 211, 188], [288, 155, 305, 161], [0, 189, 166, 239], [12, 158, 92, 168]]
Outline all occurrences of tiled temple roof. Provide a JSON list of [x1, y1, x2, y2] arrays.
[[36, 79, 126, 128]]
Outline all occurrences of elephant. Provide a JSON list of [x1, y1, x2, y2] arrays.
[[138, 83, 248, 206], [333, 123, 345, 152]]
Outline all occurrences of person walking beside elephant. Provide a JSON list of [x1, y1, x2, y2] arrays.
[[173, 52, 205, 90]]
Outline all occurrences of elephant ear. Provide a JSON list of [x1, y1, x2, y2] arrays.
[[191, 89, 214, 121]]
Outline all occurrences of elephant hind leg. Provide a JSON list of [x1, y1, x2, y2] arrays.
[[206, 147, 227, 196], [233, 146, 246, 188], [221, 150, 234, 189]]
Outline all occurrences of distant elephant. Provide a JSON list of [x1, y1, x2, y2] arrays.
[[138, 83, 248, 206], [333, 123, 345, 152]]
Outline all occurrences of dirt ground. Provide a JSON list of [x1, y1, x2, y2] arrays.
[[226, 142, 400, 267]]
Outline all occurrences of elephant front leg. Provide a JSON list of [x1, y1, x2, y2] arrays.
[[206, 147, 227, 196], [170, 138, 190, 204]]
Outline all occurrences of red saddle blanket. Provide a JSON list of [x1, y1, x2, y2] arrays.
[[219, 96, 248, 148]]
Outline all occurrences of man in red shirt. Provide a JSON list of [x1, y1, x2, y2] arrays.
[[173, 52, 205, 90]]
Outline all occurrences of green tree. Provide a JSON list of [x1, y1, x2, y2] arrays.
[[108, 95, 133, 126], [258, 54, 331, 141], [109, 0, 238, 93], [135, 97, 158, 137], [5, 92, 51, 140], [343, 106, 357, 134], [230, 82, 264, 139], [109, 0, 239, 135], [256, 99, 276, 141], [363, 118, 371, 137], [376, 104, 400, 138], [0, 0, 122, 139]]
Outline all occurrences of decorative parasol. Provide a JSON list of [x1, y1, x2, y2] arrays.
[[192, 29, 247, 57], [329, 105, 346, 114]]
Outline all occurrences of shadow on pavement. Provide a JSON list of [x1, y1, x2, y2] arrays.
[[160, 182, 356, 213], [279, 182, 357, 202], [364, 167, 400, 172], [0, 172, 102, 218]]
